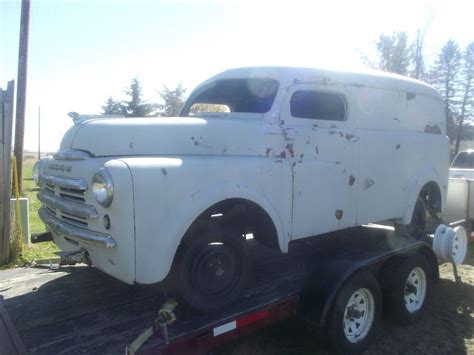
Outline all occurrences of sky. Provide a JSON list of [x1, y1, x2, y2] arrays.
[[1, 0, 473, 152]]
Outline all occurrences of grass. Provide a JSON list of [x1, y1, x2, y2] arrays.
[[2, 156, 59, 269]]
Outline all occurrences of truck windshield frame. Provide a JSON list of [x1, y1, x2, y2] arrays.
[[180, 78, 279, 116]]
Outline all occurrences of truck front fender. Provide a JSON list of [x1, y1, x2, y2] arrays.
[[120, 156, 292, 284]]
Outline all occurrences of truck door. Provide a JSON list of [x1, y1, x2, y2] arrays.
[[280, 83, 359, 240], [355, 88, 404, 224]]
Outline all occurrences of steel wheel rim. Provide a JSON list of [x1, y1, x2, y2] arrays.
[[343, 288, 375, 343], [451, 226, 468, 264], [190, 242, 243, 297], [404, 267, 427, 313]]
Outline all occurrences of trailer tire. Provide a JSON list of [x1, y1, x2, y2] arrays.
[[382, 254, 432, 325], [328, 272, 381, 355], [395, 197, 426, 240], [174, 226, 250, 313]]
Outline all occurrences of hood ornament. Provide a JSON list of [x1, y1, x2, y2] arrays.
[[68, 112, 124, 125]]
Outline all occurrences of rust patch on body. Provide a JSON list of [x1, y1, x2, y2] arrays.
[[345, 133, 359, 142], [191, 136, 199, 146], [276, 151, 286, 158], [335, 210, 343, 220], [424, 124, 442, 134], [349, 175, 355, 186], [286, 143, 295, 157]]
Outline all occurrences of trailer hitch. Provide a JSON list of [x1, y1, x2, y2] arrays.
[[56, 249, 92, 266]]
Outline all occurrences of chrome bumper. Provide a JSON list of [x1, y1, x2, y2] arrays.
[[37, 191, 99, 219], [39, 207, 116, 248]]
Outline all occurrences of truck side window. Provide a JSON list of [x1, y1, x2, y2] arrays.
[[290, 90, 346, 121]]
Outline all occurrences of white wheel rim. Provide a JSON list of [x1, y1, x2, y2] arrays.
[[404, 267, 427, 313], [451, 226, 468, 265], [343, 288, 375, 343]]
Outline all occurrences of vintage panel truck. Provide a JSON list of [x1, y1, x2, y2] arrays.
[[33, 67, 449, 321]]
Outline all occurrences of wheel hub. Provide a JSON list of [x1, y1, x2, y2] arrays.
[[191, 243, 242, 297], [404, 267, 427, 313], [343, 288, 375, 343]]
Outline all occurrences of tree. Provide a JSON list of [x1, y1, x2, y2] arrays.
[[122, 78, 158, 117], [410, 29, 426, 80], [158, 83, 187, 117], [101, 97, 123, 115], [454, 42, 474, 155], [375, 32, 411, 75], [429, 40, 462, 142]]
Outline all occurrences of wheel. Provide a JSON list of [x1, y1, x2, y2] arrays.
[[395, 197, 426, 240], [382, 254, 432, 325], [328, 272, 382, 354], [174, 226, 250, 313]]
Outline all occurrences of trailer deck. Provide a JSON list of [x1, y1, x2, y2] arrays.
[[0, 227, 430, 354]]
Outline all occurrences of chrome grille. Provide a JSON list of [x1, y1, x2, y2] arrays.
[[38, 172, 97, 227]]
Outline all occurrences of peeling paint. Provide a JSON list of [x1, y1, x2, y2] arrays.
[[335, 210, 343, 220], [276, 151, 286, 158], [349, 175, 355, 186], [292, 162, 297, 168], [345, 133, 359, 142], [275, 159, 283, 163], [285, 143, 295, 157], [265, 148, 273, 157], [161, 168, 167, 176], [329, 124, 338, 129]]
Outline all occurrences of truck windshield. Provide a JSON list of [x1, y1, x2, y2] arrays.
[[451, 152, 474, 169], [181, 78, 279, 116]]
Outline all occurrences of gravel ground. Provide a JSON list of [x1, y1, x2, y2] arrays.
[[212, 244, 474, 355]]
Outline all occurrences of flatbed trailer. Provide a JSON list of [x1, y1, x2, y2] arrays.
[[0, 226, 440, 354]]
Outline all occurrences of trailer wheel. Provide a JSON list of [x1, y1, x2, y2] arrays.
[[395, 197, 426, 240], [174, 226, 250, 313], [328, 272, 381, 354], [382, 254, 432, 325]]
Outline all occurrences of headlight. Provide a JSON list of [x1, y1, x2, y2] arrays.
[[32, 161, 41, 185], [92, 168, 114, 207]]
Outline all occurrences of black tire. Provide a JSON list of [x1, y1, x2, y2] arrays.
[[174, 226, 250, 313], [328, 272, 382, 355], [395, 197, 426, 240], [382, 254, 432, 326]]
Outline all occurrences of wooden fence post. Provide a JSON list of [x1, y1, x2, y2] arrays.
[[1, 81, 15, 265]]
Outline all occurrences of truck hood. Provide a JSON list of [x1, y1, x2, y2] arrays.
[[60, 116, 282, 157]]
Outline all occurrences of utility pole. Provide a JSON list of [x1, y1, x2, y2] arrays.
[[38, 106, 41, 160], [13, 0, 31, 193]]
